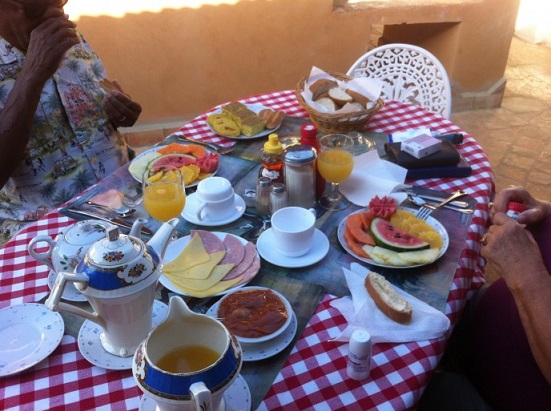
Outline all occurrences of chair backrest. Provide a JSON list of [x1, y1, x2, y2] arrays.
[[347, 43, 452, 119]]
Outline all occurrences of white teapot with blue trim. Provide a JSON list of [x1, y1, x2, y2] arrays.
[[45, 217, 179, 357]]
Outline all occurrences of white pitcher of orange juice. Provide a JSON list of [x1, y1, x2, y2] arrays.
[[132, 296, 243, 411]]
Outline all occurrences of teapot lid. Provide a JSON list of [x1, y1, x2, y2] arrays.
[[87, 226, 143, 268], [63, 220, 111, 246]]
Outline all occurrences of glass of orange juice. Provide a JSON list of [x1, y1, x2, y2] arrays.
[[317, 134, 355, 210], [142, 166, 186, 222]]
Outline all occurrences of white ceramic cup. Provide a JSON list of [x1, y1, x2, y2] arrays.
[[270, 206, 317, 257], [195, 177, 235, 222]]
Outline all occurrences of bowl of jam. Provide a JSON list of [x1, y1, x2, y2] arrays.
[[216, 286, 293, 344]]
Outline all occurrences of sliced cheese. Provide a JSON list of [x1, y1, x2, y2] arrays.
[[166, 263, 234, 291], [171, 276, 243, 298], [166, 250, 225, 280], [163, 233, 210, 273]]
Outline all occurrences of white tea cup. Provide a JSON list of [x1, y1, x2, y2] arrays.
[[195, 177, 235, 222], [271, 206, 317, 257]]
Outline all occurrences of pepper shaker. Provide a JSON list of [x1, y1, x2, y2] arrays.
[[255, 177, 271, 215]]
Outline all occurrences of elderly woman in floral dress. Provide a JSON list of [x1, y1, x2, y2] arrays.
[[0, 0, 142, 245]]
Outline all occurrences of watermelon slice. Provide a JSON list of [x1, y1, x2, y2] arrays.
[[148, 153, 196, 174], [370, 217, 429, 252]]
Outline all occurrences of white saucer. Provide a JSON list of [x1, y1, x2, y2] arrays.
[[77, 300, 168, 370], [48, 270, 87, 302], [0, 303, 64, 377], [256, 228, 329, 268], [181, 193, 246, 226], [139, 374, 251, 411], [206, 301, 298, 362]]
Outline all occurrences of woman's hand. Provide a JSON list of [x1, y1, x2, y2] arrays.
[[481, 212, 547, 289], [104, 81, 142, 128], [490, 186, 551, 225]]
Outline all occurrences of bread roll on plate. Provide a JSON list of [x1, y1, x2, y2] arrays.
[[365, 272, 412, 324]]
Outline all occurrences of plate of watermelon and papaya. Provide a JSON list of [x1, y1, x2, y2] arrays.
[[337, 196, 449, 269], [128, 142, 220, 187]]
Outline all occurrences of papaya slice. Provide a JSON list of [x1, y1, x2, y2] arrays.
[[157, 142, 207, 158], [346, 214, 375, 245], [343, 227, 370, 258], [359, 210, 376, 230]]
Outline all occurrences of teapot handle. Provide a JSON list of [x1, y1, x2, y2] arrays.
[[45, 271, 105, 328], [28, 235, 55, 271]]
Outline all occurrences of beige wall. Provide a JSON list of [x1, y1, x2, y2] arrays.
[[69, 0, 520, 127]]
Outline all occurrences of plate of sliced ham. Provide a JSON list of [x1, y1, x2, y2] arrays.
[[160, 230, 260, 298]]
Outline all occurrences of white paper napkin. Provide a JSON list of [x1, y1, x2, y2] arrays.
[[339, 150, 409, 207], [330, 263, 450, 344]]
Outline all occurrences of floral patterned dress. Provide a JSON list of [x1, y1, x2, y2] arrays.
[[0, 34, 129, 245]]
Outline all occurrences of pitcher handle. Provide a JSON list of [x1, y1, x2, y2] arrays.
[[28, 235, 55, 271], [45, 271, 105, 328], [190, 381, 211, 411]]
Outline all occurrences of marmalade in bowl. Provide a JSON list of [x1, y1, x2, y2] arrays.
[[218, 289, 288, 338]]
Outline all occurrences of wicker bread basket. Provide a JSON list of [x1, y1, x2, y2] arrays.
[[296, 72, 384, 134]]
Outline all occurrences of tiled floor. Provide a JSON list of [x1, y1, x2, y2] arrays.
[[452, 36, 551, 199]]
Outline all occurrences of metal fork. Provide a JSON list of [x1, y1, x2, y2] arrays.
[[415, 190, 467, 220], [176, 134, 234, 155]]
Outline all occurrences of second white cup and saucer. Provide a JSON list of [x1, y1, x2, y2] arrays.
[[256, 206, 330, 268], [182, 176, 246, 226]]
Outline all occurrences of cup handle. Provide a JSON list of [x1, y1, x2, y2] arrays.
[[190, 381, 211, 411], [308, 208, 316, 217], [28, 235, 55, 271], [195, 202, 208, 221]]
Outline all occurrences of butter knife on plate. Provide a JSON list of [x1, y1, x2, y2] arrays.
[[68, 208, 154, 236]]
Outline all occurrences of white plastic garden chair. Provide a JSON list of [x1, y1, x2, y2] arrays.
[[347, 43, 452, 119]]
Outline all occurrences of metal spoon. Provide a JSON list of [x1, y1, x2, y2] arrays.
[[84, 201, 137, 217], [407, 194, 473, 214]]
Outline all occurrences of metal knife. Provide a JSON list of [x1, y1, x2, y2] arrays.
[[403, 190, 470, 208], [68, 208, 154, 236]]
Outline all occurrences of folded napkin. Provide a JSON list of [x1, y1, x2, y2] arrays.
[[330, 263, 450, 343], [339, 150, 409, 207]]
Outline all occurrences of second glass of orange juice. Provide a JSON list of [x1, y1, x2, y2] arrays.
[[143, 166, 186, 222], [317, 134, 354, 210]]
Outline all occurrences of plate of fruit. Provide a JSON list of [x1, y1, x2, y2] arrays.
[[337, 195, 449, 268], [128, 142, 219, 187]]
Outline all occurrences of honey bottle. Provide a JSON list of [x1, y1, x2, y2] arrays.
[[259, 133, 284, 184]]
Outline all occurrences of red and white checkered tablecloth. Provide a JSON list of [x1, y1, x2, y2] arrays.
[[0, 91, 493, 411]]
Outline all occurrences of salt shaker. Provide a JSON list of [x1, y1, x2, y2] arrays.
[[255, 177, 271, 215], [347, 329, 372, 381], [283, 145, 316, 209], [507, 201, 526, 221], [270, 183, 288, 214]]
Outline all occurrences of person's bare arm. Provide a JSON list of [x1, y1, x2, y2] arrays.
[[0, 10, 78, 187], [482, 213, 551, 384]]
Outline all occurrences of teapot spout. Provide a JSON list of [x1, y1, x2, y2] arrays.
[[129, 218, 148, 238], [147, 217, 179, 260]]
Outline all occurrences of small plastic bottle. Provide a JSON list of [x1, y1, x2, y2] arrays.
[[507, 201, 526, 221], [260, 133, 284, 184], [300, 123, 326, 200], [270, 183, 288, 214], [347, 329, 372, 381], [255, 177, 271, 215]]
